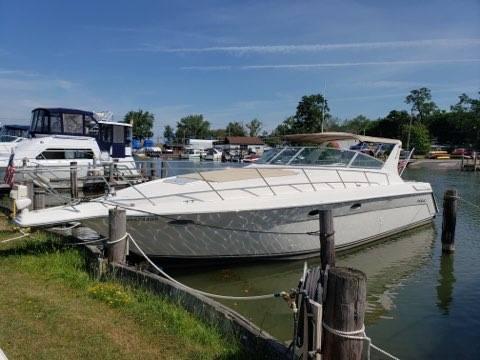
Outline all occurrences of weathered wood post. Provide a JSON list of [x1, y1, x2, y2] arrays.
[[70, 161, 78, 200], [160, 160, 168, 178], [25, 180, 34, 210], [319, 209, 335, 270], [474, 152, 478, 172], [441, 189, 458, 253], [106, 207, 127, 264], [460, 155, 464, 171], [322, 267, 367, 360], [33, 188, 46, 210], [150, 161, 157, 179], [108, 162, 114, 183]]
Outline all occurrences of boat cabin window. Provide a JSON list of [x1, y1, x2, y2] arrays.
[[36, 148, 94, 160], [63, 113, 84, 134]]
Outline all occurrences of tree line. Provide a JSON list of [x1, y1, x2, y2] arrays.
[[123, 88, 479, 154]]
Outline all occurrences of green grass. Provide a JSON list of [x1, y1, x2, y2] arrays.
[[0, 224, 247, 359]]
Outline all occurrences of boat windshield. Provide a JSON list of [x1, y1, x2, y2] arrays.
[[0, 135, 22, 143], [258, 146, 384, 169]]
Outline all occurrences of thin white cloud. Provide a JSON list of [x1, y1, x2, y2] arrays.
[[145, 38, 480, 54], [181, 58, 480, 71]]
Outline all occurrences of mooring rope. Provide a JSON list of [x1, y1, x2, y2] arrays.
[[127, 233, 285, 301], [322, 322, 400, 360], [0, 229, 30, 243], [456, 196, 480, 211], [49, 222, 81, 231]]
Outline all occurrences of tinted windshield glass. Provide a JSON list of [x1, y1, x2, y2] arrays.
[[257, 148, 283, 164], [290, 147, 355, 167], [269, 147, 299, 164]]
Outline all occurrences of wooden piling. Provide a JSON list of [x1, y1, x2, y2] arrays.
[[25, 180, 34, 211], [108, 162, 114, 182], [441, 189, 458, 253], [106, 207, 127, 264], [474, 152, 478, 172], [70, 161, 78, 200], [33, 189, 46, 210], [319, 209, 335, 271], [322, 267, 367, 360], [160, 161, 168, 178]]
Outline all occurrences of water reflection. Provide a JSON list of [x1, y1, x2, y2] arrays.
[[174, 224, 435, 341], [436, 254, 456, 315]]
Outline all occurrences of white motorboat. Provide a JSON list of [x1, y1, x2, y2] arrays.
[[0, 108, 138, 183], [14, 132, 437, 262], [180, 148, 205, 160], [204, 148, 222, 161], [0, 125, 30, 156]]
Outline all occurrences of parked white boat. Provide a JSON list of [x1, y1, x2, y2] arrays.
[[14, 132, 437, 262], [204, 148, 222, 161], [0, 108, 138, 183], [180, 148, 205, 160]]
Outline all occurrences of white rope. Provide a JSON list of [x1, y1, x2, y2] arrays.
[[127, 233, 283, 301], [106, 233, 128, 245], [457, 196, 480, 211], [49, 222, 81, 231], [322, 322, 399, 360], [0, 229, 30, 243]]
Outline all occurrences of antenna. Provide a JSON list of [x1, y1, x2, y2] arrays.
[[321, 80, 327, 133]]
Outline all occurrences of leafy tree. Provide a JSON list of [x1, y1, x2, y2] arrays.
[[246, 118, 262, 137], [367, 110, 409, 139], [405, 88, 438, 122], [163, 125, 175, 144], [294, 94, 330, 133], [273, 116, 297, 136], [401, 123, 430, 154], [175, 114, 211, 142], [340, 115, 370, 134], [451, 92, 480, 115], [123, 110, 154, 140], [226, 121, 246, 136], [210, 128, 227, 139]]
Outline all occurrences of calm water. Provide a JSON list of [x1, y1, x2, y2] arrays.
[[165, 162, 480, 359]]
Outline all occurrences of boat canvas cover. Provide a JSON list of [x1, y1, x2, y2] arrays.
[[284, 132, 401, 145]]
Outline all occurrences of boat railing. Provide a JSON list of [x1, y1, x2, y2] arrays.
[[10, 159, 390, 204]]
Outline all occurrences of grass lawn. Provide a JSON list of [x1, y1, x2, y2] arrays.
[[0, 221, 246, 360]]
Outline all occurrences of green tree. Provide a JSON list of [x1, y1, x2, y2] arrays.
[[273, 116, 297, 136], [245, 118, 262, 137], [342, 115, 370, 134], [401, 123, 430, 154], [294, 94, 330, 133], [123, 110, 154, 140], [367, 110, 409, 139], [405, 88, 438, 122], [226, 121, 246, 136], [210, 128, 227, 139], [175, 114, 211, 142], [163, 125, 175, 144]]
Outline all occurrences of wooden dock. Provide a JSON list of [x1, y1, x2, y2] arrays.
[[461, 152, 479, 172]]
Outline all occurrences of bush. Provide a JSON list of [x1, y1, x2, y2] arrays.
[[401, 123, 430, 154]]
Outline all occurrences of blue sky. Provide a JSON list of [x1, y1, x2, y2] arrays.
[[0, 0, 479, 136]]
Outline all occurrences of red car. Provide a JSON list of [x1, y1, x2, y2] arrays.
[[451, 148, 473, 158]]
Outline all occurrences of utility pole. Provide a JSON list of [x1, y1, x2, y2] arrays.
[[406, 111, 413, 151]]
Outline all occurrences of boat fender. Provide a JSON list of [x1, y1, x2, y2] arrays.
[[15, 198, 31, 211]]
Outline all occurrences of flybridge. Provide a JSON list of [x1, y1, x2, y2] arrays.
[[30, 108, 133, 158]]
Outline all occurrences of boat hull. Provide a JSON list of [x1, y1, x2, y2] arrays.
[[82, 191, 436, 261]]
